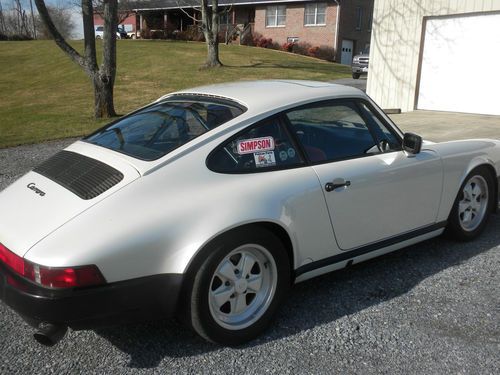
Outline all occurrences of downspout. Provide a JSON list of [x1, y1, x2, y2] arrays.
[[333, 0, 340, 61]]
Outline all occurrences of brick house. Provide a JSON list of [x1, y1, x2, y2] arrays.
[[253, 0, 373, 63], [103, 0, 373, 63], [93, 12, 139, 36]]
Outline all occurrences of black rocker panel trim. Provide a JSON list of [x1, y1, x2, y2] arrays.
[[33, 151, 124, 200], [295, 221, 447, 277]]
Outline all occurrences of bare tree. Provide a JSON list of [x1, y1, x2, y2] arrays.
[[0, 1, 6, 35], [29, 0, 36, 38], [178, 0, 230, 68], [34, 0, 118, 118], [1, 0, 35, 38], [14, 0, 30, 36]]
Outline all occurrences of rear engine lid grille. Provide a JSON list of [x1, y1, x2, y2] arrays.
[[33, 151, 124, 200]]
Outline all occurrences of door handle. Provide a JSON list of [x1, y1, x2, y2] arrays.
[[325, 179, 351, 192]]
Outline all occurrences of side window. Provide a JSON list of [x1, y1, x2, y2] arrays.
[[358, 102, 401, 152], [208, 117, 304, 173], [285, 101, 378, 162]]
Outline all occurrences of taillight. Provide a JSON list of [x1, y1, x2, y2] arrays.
[[0, 243, 105, 288], [0, 242, 25, 275]]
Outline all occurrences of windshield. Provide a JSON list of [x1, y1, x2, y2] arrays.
[[361, 46, 370, 55], [85, 97, 246, 161]]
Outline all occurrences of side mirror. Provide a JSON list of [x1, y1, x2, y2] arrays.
[[402, 133, 422, 154]]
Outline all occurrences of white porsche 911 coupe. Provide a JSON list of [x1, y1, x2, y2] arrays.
[[0, 80, 499, 346]]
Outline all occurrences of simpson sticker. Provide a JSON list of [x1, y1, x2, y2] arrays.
[[287, 148, 296, 158], [237, 137, 275, 155], [254, 151, 276, 168]]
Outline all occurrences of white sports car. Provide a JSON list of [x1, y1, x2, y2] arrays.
[[0, 81, 499, 346]]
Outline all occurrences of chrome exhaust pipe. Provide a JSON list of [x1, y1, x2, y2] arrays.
[[33, 322, 68, 346]]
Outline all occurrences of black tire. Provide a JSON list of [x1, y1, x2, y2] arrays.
[[183, 227, 290, 346], [445, 166, 495, 241], [352, 73, 361, 79]]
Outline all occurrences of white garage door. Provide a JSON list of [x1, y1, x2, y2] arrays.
[[417, 13, 500, 115]]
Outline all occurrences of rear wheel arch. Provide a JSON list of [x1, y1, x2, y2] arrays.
[[177, 222, 295, 315], [177, 222, 293, 344], [183, 222, 295, 285]]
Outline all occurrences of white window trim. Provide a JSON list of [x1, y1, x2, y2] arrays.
[[304, 3, 327, 27], [266, 5, 287, 28], [356, 6, 363, 30]]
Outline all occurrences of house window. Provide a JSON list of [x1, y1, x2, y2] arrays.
[[304, 3, 327, 26], [356, 7, 363, 30], [266, 5, 286, 27]]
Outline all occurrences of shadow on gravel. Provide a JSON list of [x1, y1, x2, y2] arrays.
[[95, 214, 500, 369]]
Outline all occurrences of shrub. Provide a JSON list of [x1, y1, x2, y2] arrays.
[[287, 42, 335, 61], [291, 42, 311, 56], [254, 36, 272, 48], [150, 30, 166, 39], [307, 46, 320, 58], [281, 42, 294, 52]]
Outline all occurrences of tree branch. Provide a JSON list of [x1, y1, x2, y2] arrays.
[[81, 0, 98, 74], [177, 6, 201, 23], [34, 0, 86, 68], [217, 4, 232, 16]]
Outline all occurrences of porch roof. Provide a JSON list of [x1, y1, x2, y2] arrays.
[[131, 0, 324, 11]]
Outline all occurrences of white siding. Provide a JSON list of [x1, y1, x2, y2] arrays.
[[366, 0, 500, 112]]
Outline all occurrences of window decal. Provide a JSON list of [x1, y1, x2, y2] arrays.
[[279, 150, 288, 161], [237, 136, 275, 155], [254, 151, 276, 168]]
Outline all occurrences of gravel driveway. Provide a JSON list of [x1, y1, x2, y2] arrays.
[[0, 139, 499, 374]]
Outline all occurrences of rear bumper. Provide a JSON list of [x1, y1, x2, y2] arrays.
[[0, 263, 183, 329]]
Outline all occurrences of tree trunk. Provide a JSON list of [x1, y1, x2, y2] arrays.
[[99, 0, 117, 117], [35, 0, 118, 119], [93, 73, 115, 118], [200, 0, 222, 68], [205, 38, 222, 67]]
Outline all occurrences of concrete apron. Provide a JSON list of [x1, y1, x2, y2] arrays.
[[389, 110, 500, 143]]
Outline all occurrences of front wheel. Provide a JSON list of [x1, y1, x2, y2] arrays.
[[445, 167, 494, 241], [185, 227, 290, 345], [352, 73, 361, 79]]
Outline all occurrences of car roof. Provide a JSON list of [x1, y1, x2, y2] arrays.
[[161, 80, 365, 111]]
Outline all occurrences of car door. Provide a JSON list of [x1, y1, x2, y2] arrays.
[[284, 99, 444, 251]]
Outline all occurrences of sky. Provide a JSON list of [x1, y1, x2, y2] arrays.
[[69, 6, 84, 39], [51, 0, 84, 39]]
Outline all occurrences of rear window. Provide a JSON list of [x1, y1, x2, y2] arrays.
[[84, 97, 246, 161]]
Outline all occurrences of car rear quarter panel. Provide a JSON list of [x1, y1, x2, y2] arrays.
[[428, 139, 500, 221], [24, 143, 337, 283]]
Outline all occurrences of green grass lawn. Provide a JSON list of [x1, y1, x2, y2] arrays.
[[0, 40, 350, 148]]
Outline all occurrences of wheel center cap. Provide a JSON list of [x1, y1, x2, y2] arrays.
[[235, 280, 248, 294]]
